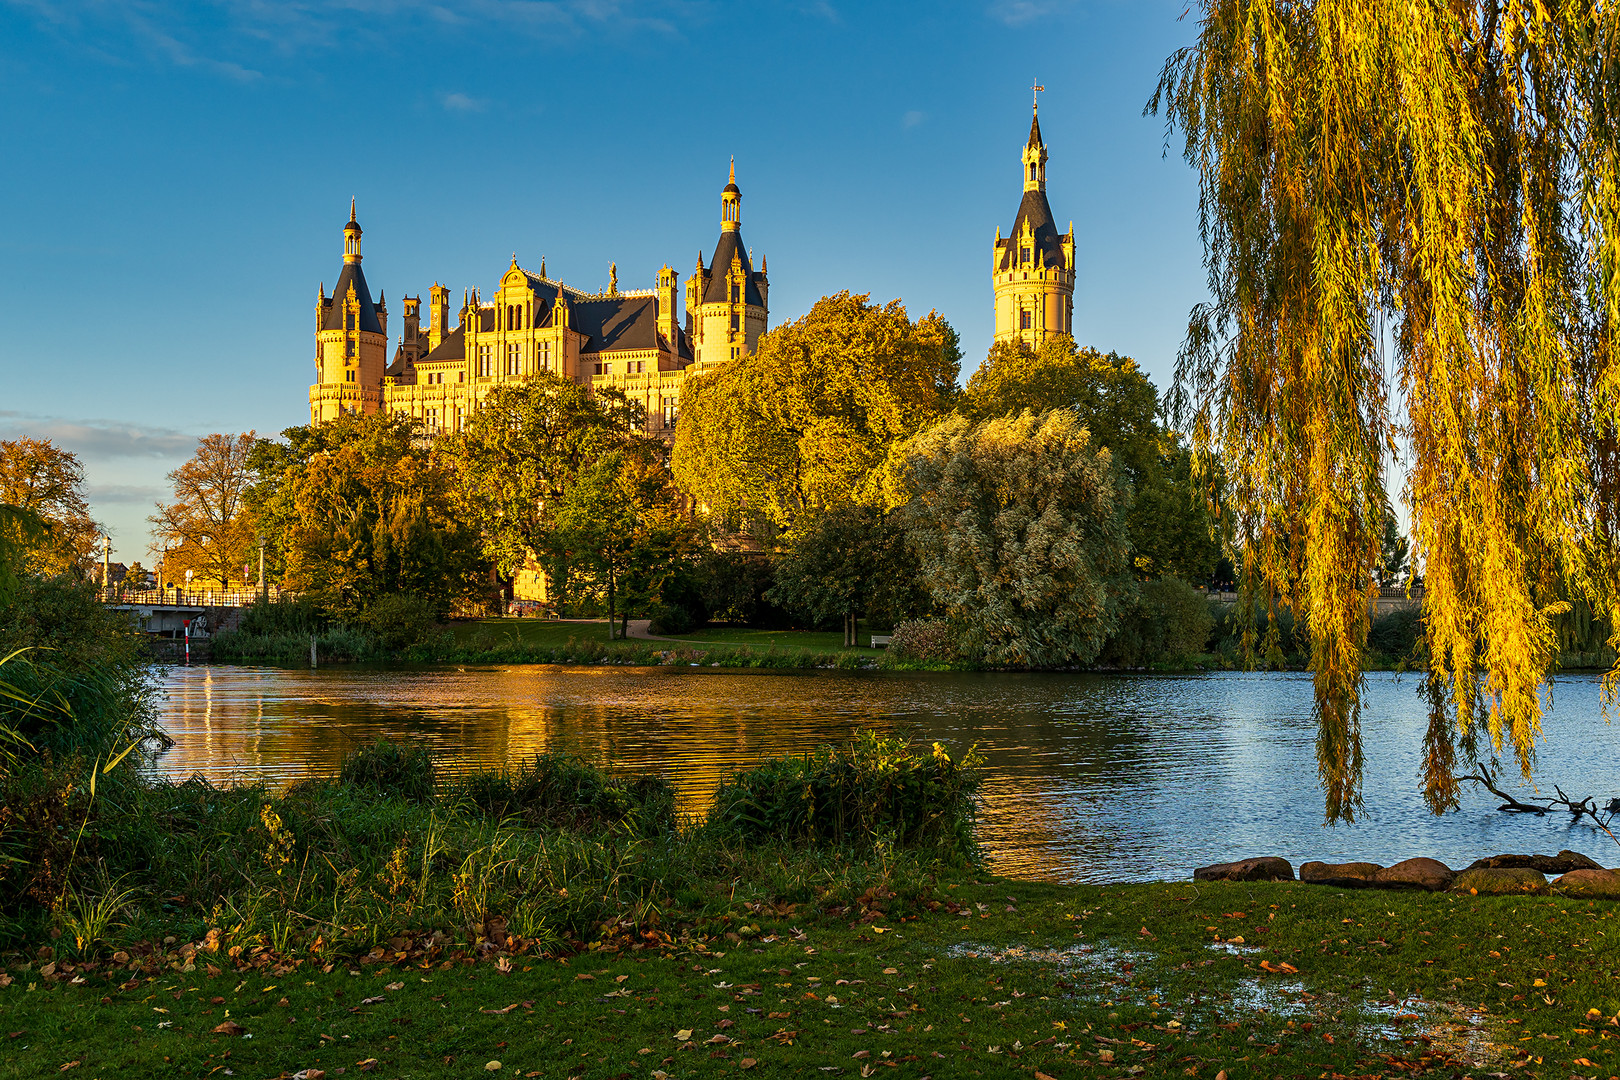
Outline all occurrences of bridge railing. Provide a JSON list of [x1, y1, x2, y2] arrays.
[[103, 586, 284, 607]]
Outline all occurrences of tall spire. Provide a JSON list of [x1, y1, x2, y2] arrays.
[[343, 200, 363, 264], [721, 158, 741, 231]]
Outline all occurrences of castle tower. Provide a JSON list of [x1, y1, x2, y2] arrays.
[[993, 100, 1075, 348], [687, 159, 769, 366], [309, 201, 387, 423]]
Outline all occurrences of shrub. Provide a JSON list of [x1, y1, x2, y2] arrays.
[[354, 592, 439, 653], [1101, 576, 1216, 667], [1367, 607, 1422, 665], [708, 732, 982, 863], [646, 601, 697, 636], [452, 752, 675, 835], [886, 618, 957, 664], [338, 739, 436, 802], [237, 595, 327, 637]]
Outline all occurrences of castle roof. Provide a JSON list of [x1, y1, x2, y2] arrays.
[[321, 262, 384, 335], [702, 230, 765, 306], [419, 326, 465, 362], [574, 294, 662, 353], [1028, 111, 1044, 148], [997, 189, 1067, 271]]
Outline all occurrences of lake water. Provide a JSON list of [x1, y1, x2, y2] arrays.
[[153, 664, 1620, 883]]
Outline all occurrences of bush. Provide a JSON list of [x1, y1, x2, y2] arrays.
[[452, 752, 675, 835], [1367, 607, 1422, 665], [354, 592, 439, 653], [708, 732, 982, 863], [238, 595, 327, 637], [338, 739, 436, 802], [886, 618, 957, 664], [646, 601, 697, 636], [1101, 576, 1216, 668]]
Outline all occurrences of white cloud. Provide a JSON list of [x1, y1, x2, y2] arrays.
[[441, 91, 485, 112], [0, 411, 199, 462], [902, 109, 926, 128], [986, 0, 1075, 27]]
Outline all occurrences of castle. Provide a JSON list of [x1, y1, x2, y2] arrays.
[[308, 105, 1070, 431], [308, 163, 768, 432]]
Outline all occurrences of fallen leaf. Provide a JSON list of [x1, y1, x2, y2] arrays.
[[212, 1021, 246, 1036], [291, 1071, 325, 1080], [706, 1034, 730, 1045], [1576, 1059, 1599, 1068], [1035, 1073, 1058, 1080], [480, 1004, 521, 1015], [739, 1059, 757, 1070], [58, 1063, 81, 1072], [673, 1028, 693, 1041], [484, 1063, 502, 1072], [1259, 960, 1298, 974], [882, 968, 898, 975], [871, 928, 889, 934], [385, 982, 404, 991], [39, 963, 55, 977], [360, 995, 384, 1005], [853, 1050, 870, 1059]]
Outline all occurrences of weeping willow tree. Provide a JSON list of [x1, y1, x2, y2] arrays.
[[1152, 1, 1620, 820]]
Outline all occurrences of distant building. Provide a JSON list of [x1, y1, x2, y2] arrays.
[[308, 166, 770, 433], [992, 104, 1076, 348]]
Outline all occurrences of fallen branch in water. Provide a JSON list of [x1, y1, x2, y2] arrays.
[[1455, 769, 1620, 851]]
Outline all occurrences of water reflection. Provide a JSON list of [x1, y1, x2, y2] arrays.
[[154, 666, 1620, 883]]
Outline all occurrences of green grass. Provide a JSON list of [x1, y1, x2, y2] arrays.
[[5, 880, 1618, 1078], [655, 624, 885, 656], [446, 618, 620, 649]]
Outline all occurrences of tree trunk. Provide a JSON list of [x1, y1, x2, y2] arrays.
[[607, 569, 617, 640]]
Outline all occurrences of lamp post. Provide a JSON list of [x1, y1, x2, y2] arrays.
[[185, 568, 194, 602], [257, 533, 267, 603], [102, 535, 113, 596]]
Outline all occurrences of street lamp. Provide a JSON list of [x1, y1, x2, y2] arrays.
[[257, 533, 267, 602], [102, 535, 113, 595]]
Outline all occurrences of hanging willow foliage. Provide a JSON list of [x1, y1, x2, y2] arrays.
[[1151, 1, 1620, 821]]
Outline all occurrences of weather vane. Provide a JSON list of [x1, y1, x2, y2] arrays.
[[1032, 79, 1045, 110]]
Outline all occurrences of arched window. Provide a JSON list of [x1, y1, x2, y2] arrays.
[[1020, 309, 1032, 331]]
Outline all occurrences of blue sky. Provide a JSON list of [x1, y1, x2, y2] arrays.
[[0, 0, 1208, 562]]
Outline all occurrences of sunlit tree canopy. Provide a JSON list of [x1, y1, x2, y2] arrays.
[[1152, 0, 1620, 819]]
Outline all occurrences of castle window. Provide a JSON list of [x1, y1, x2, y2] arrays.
[[478, 345, 492, 378], [730, 311, 739, 331], [346, 341, 355, 358], [594, 362, 606, 376], [459, 371, 465, 383], [540, 342, 551, 370], [1021, 247, 1031, 266], [506, 343, 522, 376], [731, 284, 739, 304], [1020, 309, 1032, 330], [662, 397, 677, 428], [347, 311, 355, 331]]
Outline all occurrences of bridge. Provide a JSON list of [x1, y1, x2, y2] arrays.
[[100, 587, 278, 638]]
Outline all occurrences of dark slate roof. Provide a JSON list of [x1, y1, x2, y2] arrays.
[[997, 189, 1067, 271], [574, 295, 661, 353], [387, 344, 411, 378], [321, 263, 384, 334], [701, 229, 765, 306], [1028, 111, 1043, 148], [420, 326, 465, 362]]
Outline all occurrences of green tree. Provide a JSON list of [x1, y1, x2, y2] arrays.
[[673, 291, 961, 529], [150, 432, 258, 590], [961, 337, 1223, 582], [767, 504, 924, 646], [1152, 0, 1620, 818], [247, 413, 481, 618], [1377, 504, 1411, 589], [0, 439, 101, 578], [553, 450, 692, 638], [898, 410, 1133, 667], [447, 373, 647, 598]]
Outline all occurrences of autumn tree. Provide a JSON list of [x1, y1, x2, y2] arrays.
[[447, 372, 647, 598], [961, 336, 1223, 582], [1152, 0, 1620, 818], [898, 410, 1133, 667], [150, 432, 258, 589], [0, 438, 101, 577], [672, 292, 961, 529], [247, 413, 482, 617]]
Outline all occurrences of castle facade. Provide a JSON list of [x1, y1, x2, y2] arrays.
[[309, 166, 768, 433]]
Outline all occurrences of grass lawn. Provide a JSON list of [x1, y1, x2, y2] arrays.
[[445, 619, 618, 649], [445, 620, 888, 657], [5, 878, 1616, 1079], [652, 624, 885, 656]]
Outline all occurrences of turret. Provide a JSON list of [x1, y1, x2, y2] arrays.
[[429, 283, 449, 350], [344, 198, 362, 263], [658, 265, 680, 349], [721, 157, 740, 232], [992, 92, 1076, 347]]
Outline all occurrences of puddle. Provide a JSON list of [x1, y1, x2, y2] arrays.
[[947, 939, 1511, 1069]]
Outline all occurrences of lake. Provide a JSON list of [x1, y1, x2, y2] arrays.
[[152, 664, 1620, 883]]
